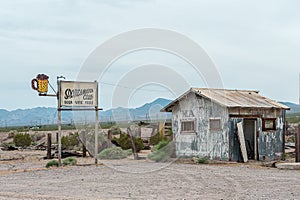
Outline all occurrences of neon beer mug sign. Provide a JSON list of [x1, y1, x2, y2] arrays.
[[31, 74, 49, 94]]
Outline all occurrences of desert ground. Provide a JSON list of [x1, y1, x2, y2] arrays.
[[0, 149, 300, 200]]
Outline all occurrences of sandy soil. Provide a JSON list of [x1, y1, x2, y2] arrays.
[[0, 150, 300, 200]]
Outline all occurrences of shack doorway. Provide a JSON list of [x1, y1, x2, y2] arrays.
[[243, 119, 257, 160]]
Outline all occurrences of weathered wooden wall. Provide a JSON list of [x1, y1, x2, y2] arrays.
[[171, 92, 286, 161], [172, 92, 229, 160]]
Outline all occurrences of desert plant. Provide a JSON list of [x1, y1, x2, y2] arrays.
[[197, 157, 209, 164], [46, 160, 59, 168], [154, 140, 170, 151], [149, 132, 166, 145], [114, 133, 144, 152], [98, 147, 132, 159], [62, 157, 77, 166], [61, 133, 79, 150], [13, 133, 32, 148], [148, 140, 174, 162]]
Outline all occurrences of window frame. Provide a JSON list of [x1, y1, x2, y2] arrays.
[[262, 118, 276, 131], [180, 118, 196, 134]]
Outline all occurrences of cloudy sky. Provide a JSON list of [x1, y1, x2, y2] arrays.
[[0, 0, 299, 111]]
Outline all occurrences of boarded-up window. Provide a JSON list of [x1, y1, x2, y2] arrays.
[[209, 118, 221, 130], [262, 118, 276, 131], [181, 120, 195, 133]]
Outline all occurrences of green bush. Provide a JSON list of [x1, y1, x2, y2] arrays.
[[98, 147, 132, 159], [13, 133, 32, 148], [148, 140, 174, 162], [62, 157, 77, 166], [61, 133, 79, 150], [197, 157, 209, 164], [149, 132, 166, 146], [114, 133, 144, 152], [154, 140, 170, 151], [46, 160, 59, 168]]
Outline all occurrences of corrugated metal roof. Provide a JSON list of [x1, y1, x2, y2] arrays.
[[161, 88, 290, 112]]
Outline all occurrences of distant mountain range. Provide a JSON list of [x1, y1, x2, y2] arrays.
[[0, 99, 298, 127], [279, 102, 300, 113], [0, 98, 172, 127]]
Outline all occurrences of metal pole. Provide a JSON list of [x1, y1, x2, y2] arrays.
[[95, 107, 98, 164], [57, 80, 62, 166]]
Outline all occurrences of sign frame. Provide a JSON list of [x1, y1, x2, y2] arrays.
[[59, 80, 98, 108]]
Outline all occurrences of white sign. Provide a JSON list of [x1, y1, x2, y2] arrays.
[[60, 81, 98, 107]]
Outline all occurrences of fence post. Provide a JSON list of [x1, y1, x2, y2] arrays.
[[82, 131, 86, 157], [108, 130, 112, 148], [296, 125, 300, 162], [47, 133, 52, 159]]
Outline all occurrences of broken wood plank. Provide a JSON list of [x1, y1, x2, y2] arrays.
[[237, 122, 248, 162]]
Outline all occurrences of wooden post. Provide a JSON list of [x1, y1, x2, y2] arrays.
[[127, 127, 138, 160], [108, 130, 112, 148], [82, 131, 86, 157], [57, 80, 62, 166], [47, 133, 52, 159], [296, 125, 300, 162], [94, 107, 98, 164], [58, 110, 62, 166]]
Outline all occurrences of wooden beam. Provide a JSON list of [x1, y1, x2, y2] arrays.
[[237, 122, 248, 162], [47, 133, 52, 159]]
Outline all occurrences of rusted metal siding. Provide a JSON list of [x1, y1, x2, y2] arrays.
[[172, 92, 229, 160], [165, 88, 288, 162], [229, 118, 243, 161], [257, 116, 284, 161], [192, 88, 290, 110]]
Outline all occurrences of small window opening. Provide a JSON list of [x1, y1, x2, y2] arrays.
[[181, 120, 195, 133], [262, 118, 276, 131]]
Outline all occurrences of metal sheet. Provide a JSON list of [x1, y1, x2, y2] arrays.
[[161, 88, 290, 112]]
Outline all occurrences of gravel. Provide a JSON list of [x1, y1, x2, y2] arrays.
[[0, 157, 300, 200]]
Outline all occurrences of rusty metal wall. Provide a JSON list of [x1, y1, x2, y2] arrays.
[[229, 118, 243, 161], [229, 114, 285, 161], [171, 91, 285, 161], [172, 92, 229, 160], [257, 115, 284, 161]]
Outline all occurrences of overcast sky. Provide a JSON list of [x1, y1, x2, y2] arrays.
[[0, 0, 299, 111]]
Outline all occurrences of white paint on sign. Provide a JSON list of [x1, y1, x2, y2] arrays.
[[60, 81, 98, 107]]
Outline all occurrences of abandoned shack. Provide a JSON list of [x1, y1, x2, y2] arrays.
[[161, 88, 290, 162]]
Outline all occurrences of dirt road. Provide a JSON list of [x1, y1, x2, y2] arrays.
[[0, 158, 299, 200]]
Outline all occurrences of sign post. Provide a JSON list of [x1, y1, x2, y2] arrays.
[[58, 80, 100, 164], [57, 79, 62, 166], [31, 75, 101, 165]]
